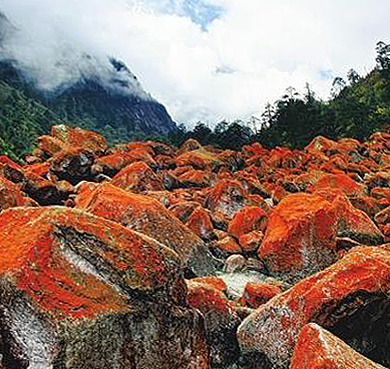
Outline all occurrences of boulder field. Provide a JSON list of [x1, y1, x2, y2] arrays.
[[1, 125, 390, 367]]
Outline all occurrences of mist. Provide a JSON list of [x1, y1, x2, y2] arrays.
[[1, 0, 390, 125]]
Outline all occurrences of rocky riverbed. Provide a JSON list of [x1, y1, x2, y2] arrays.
[[0, 125, 390, 368]]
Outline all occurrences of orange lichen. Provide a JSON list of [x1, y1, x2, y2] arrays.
[[188, 276, 227, 294], [37, 135, 66, 157], [238, 247, 390, 366], [258, 193, 338, 281], [310, 173, 366, 198], [0, 176, 36, 211], [175, 149, 222, 171], [228, 206, 267, 239], [206, 179, 247, 218], [51, 125, 107, 153], [186, 206, 215, 240], [0, 206, 181, 319], [238, 230, 264, 253], [291, 323, 384, 369], [111, 161, 164, 193], [0, 155, 22, 170], [186, 280, 235, 317], [92, 148, 156, 176], [305, 136, 338, 154], [178, 169, 216, 188], [240, 282, 282, 309], [215, 235, 242, 254], [75, 183, 214, 274], [23, 162, 51, 178]]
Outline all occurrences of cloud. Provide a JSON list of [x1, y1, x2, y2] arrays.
[[1, 0, 390, 126]]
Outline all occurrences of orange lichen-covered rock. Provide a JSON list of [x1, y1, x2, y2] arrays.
[[218, 150, 244, 172], [267, 148, 306, 170], [169, 201, 202, 222], [50, 147, 95, 185], [92, 148, 157, 177], [206, 179, 247, 218], [310, 173, 366, 198], [234, 171, 271, 198], [314, 189, 384, 245], [0, 206, 210, 368], [238, 246, 390, 368], [21, 172, 63, 206], [215, 235, 242, 255], [0, 176, 37, 211], [228, 206, 267, 239], [154, 154, 176, 170], [240, 282, 282, 309], [24, 161, 51, 178], [178, 169, 216, 188], [186, 280, 240, 367], [180, 138, 202, 152], [375, 206, 390, 225], [75, 183, 218, 276], [293, 170, 325, 191], [185, 206, 216, 241], [238, 230, 264, 253], [290, 323, 386, 369], [176, 149, 222, 171], [36, 135, 66, 157], [349, 195, 381, 219], [331, 193, 384, 245], [188, 276, 227, 294], [0, 155, 22, 171], [0, 206, 184, 313], [110, 161, 164, 193], [365, 171, 390, 190], [51, 125, 107, 153], [258, 193, 338, 282], [305, 136, 338, 154]]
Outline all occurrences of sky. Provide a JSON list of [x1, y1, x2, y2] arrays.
[[1, 0, 390, 126]]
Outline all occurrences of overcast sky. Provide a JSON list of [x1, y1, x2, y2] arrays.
[[1, 0, 390, 126]]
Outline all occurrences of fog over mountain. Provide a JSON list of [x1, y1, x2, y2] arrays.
[[1, 0, 390, 125], [0, 2, 178, 136]]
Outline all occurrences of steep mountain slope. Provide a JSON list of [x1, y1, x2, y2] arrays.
[[0, 12, 177, 154]]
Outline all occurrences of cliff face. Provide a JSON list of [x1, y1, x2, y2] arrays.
[[49, 72, 177, 135]]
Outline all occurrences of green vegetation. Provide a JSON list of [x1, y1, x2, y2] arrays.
[[2, 42, 390, 160], [0, 81, 60, 160], [169, 41, 390, 150]]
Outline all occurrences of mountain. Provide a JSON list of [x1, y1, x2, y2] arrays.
[[0, 12, 177, 156]]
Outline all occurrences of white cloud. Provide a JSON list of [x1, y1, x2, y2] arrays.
[[1, 0, 390, 126]]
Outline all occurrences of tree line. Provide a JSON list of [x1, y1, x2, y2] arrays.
[[167, 41, 390, 151]]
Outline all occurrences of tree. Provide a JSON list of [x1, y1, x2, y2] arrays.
[[347, 69, 361, 85]]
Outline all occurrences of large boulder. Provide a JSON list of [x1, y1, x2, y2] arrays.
[[314, 189, 384, 245], [227, 206, 267, 239], [50, 147, 95, 185], [310, 173, 367, 198], [51, 125, 108, 154], [258, 193, 338, 282], [0, 177, 36, 211], [290, 323, 386, 369], [176, 149, 222, 171], [75, 183, 218, 276], [238, 246, 390, 368], [186, 279, 240, 367], [0, 206, 210, 368], [111, 161, 164, 193], [206, 179, 247, 219], [92, 148, 157, 177]]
